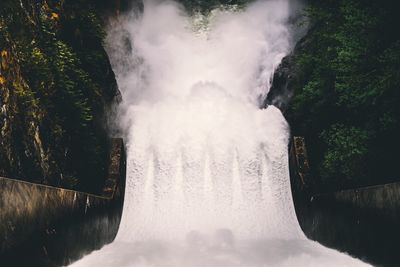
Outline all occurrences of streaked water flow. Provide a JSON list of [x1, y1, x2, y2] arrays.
[[70, 1, 371, 266]]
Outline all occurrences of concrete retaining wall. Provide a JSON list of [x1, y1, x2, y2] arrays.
[[314, 182, 400, 221], [0, 138, 126, 267], [296, 190, 400, 267], [289, 136, 400, 266]]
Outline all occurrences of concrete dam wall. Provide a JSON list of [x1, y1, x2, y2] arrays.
[[1, 134, 399, 267], [0, 138, 126, 267], [289, 136, 400, 267]]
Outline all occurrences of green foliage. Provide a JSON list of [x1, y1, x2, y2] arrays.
[[321, 124, 369, 180], [0, 0, 117, 193], [288, 0, 400, 190]]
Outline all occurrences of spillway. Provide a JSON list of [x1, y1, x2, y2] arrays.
[[70, 1, 371, 266]]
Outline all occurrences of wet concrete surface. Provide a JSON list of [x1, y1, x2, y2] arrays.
[[294, 185, 400, 267], [0, 139, 126, 267]]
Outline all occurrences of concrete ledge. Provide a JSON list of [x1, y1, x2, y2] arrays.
[[313, 182, 400, 221], [0, 138, 126, 267], [289, 136, 400, 266], [296, 192, 400, 267]]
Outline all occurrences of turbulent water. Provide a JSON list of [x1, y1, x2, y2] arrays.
[[70, 1, 371, 266]]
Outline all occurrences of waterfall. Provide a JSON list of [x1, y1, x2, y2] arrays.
[[70, 1, 371, 266], [117, 98, 301, 241], [109, 0, 301, 242]]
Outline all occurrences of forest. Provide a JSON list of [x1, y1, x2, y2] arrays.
[[0, 0, 119, 193], [286, 0, 400, 192], [1, 0, 400, 193]]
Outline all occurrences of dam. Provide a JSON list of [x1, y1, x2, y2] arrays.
[[70, 1, 370, 266]]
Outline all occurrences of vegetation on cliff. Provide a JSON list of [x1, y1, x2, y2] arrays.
[[0, 0, 119, 193], [285, 0, 400, 191]]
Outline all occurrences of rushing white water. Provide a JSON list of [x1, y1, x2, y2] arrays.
[[70, 1, 371, 266]]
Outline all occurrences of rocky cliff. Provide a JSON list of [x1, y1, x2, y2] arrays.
[[268, 0, 400, 192], [0, 0, 120, 193]]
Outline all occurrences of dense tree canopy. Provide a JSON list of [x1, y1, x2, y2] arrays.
[[0, 0, 118, 192], [287, 0, 400, 191]]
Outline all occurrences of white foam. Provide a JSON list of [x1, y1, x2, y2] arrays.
[[69, 1, 371, 266]]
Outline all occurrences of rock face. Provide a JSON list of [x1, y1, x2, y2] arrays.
[[264, 34, 309, 113], [264, 55, 294, 112], [0, 0, 120, 193]]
